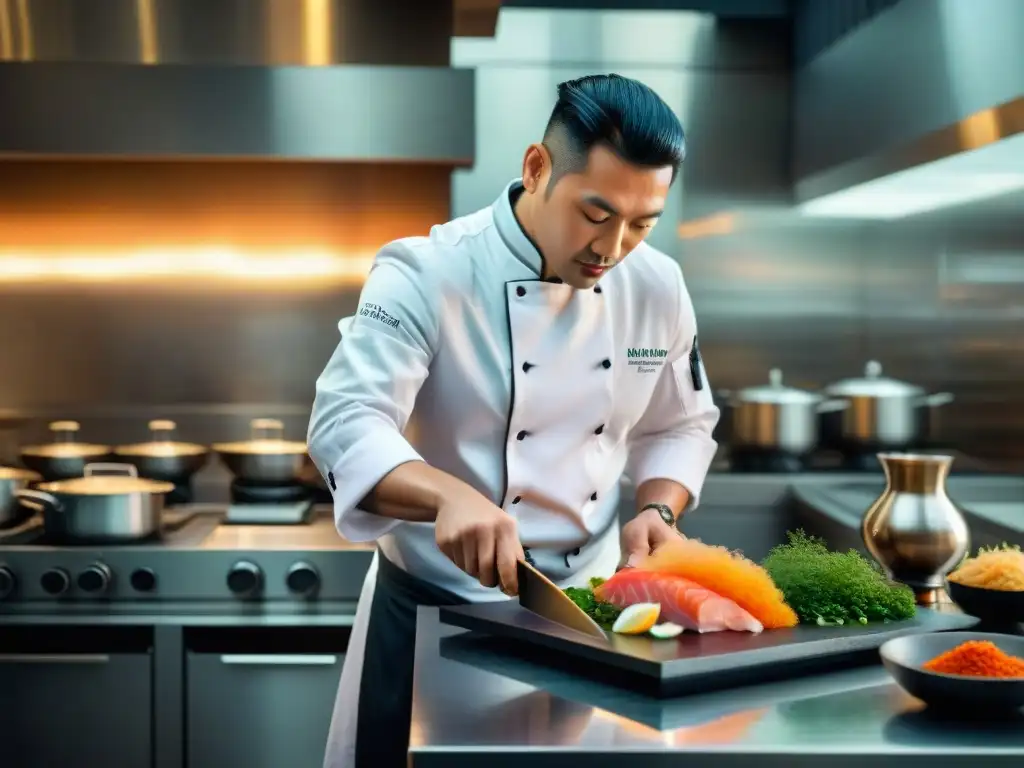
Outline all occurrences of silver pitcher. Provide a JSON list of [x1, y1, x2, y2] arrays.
[[861, 453, 970, 605]]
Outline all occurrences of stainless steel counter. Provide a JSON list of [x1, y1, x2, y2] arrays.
[[408, 472, 1024, 766], [409, 608, 1024, 767]]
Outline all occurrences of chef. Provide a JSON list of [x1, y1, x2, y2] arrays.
[[309, 73, 719, 767]]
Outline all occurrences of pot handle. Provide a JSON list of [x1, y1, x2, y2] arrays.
[[49, 420, 80, 443], [84, 462, 139, 478], [251, 418, 285, 440], [148, 420, 177, 441], [15, 489, 63, 514], [919, 392, 954, 407], [816, 398, 849, 414]]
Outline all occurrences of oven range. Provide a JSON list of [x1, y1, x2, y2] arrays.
[[0, 505, 373, 610]]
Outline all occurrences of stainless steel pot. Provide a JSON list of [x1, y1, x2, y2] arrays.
[[19, 420, 113, 480], [212, 418, 308, 484], [721, 369, 848, 456], [113, 419, 209, 481], [15, 463, 173, 542], [820, 361, 954, 451], [0, 466, 40, 526]]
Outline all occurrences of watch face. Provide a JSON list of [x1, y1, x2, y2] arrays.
[[658, 507, 676, 527]]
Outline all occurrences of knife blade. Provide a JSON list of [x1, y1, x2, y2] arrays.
[[517, 559, 607, 640]]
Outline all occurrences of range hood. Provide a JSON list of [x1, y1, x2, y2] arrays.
[[793, 0, 1024, 219], [0, 0, 484, 163]]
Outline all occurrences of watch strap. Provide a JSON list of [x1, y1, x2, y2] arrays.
[[640, 502, 678, 528]]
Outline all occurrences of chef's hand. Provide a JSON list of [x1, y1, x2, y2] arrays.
[[619, 506, 680, 569], [435, 487, 526, 595]]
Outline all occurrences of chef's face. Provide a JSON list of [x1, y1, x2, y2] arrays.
[[520, 143, 673, 289]]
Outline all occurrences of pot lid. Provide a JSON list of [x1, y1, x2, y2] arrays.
[[37, 475, 175, 495], [824, 361, 924, 397], [212, 418, 307, 456], [212, 439, 308, 455], [20, 420, 111, 459], [0, 466, 40, 482], [115, 419, 208, 458], [735, 369, 823, 405]]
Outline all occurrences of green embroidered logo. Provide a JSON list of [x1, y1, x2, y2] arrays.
[[626, 347, 668, 373], [626, 348, 668, 359]]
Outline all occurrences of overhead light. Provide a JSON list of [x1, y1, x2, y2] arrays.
[[0, 247, 375, 285], [798, 132, 1024, 220]]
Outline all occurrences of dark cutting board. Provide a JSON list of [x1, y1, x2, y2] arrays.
[[438, 602, 978, 698]]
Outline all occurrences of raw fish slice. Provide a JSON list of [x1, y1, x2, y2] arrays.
[[638, 537, 799, 630], [595, 569, 764, 634]]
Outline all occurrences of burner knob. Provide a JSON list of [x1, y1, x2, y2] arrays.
[[130, 568, 157, 593], [227, 561, 263, 598], [286, 562, 321, 597], [0, 566, 16, 599], [78, 563, 112, 595], [40, 568, 71, 597]]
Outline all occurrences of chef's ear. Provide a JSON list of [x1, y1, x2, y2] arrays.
[[521, 143, 551, 194]]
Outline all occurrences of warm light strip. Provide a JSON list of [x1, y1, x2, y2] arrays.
[[0, 0, 14, 60], [135, 0, 159, 64], [14, 0, 30, 59], [677, 212, 736, 240], [303, 0, 333, 66], [0, 248, 377, 284]]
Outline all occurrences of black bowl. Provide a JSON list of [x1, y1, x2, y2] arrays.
[[947, 580, 1024, 625], [880, 632, 1024, 712]]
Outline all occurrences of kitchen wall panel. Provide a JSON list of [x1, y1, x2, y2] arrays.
[[791, 0, 904, 69], [0, 7, 1021, 468]]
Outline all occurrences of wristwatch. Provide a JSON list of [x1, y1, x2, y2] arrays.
[[640, 502, 678, 529]]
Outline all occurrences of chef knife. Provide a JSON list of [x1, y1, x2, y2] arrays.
[[516, 557, 607, 640]]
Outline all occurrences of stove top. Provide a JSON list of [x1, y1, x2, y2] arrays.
[[0, 505, 373, 608]]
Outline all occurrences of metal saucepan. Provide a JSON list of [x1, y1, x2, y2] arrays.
[[15, 463, 173, 542], [0, 466, 40, 526], [212, 418, 308, 484], [820, 361, 954, 451], [719, 368, 848, 456], [19, 420, 113, 480], [113, 419, 209, 482]]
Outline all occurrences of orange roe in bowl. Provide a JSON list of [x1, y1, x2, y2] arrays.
[[922, 640, 1024, 678]]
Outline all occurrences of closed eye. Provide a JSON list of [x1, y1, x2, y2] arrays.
[[582, 210, 609, 225]]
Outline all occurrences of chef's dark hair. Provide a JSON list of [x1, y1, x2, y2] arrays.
[[542, 74, 685, 196]]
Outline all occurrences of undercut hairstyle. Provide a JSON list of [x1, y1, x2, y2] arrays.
[[542, 74, 686, 198]]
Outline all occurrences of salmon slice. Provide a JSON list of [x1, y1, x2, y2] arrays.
[[637, 537, 799, 630], [595, 569, 764, 634]]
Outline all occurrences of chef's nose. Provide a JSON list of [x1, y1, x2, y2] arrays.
[[591, 221, 628, 262]]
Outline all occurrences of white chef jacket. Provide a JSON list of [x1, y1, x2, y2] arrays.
[[308, 179, 719, 600]]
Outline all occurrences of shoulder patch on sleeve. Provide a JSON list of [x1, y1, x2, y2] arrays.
[[356, 302, 401, 331]]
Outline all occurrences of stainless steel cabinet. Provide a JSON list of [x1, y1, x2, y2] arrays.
[[0, 649, 152, 767], [186, 628, 347, 768]]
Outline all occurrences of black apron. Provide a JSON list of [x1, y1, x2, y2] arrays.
[[354, 550, 468, 767]]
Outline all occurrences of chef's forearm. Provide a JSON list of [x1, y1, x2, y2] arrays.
[[358, 460, 473, 522], [634, 478, 690, 520]]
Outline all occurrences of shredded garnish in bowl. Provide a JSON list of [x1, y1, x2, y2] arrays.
[[948, 544, 1024, 591]]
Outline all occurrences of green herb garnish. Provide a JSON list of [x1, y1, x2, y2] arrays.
[[563, 576, 621, 630], [762, 530, 916, 626]]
